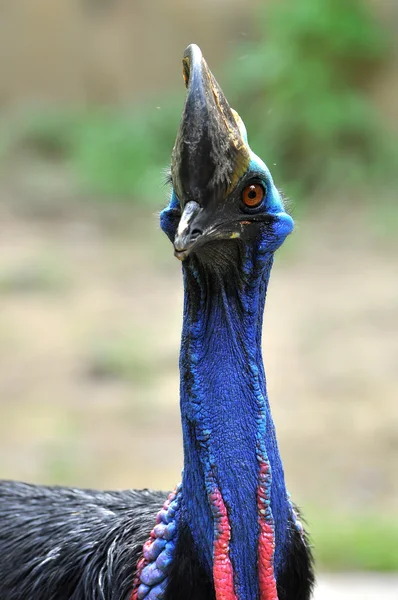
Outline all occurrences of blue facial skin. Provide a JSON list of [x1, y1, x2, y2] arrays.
[[161, 149, 294, 599]]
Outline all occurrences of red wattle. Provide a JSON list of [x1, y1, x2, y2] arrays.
[[209, 487, 238, 600], [257, 461, 278, 600]]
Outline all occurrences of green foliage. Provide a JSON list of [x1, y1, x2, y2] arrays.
[[1, 0, 395, 204], [310, 509, 398, 571], [227, 0, 393, 197], [2, 102, 179, 202], [69, 105, 178, 199]]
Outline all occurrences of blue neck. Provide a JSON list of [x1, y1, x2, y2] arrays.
[[179, 246, 291, 599]]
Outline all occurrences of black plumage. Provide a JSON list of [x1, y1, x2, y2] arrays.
[[0, 481, 163, 600], [0, 481, 313, 599]]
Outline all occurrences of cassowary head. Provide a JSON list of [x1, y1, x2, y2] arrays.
[[161, 44, 293, 267]]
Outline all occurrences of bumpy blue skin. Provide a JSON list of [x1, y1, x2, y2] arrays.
[[161, 149, 295, 599], [136, 485, 182, 599]]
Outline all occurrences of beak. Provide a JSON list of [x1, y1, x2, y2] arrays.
[[171, 44, 250, 208], [173, 201, 201, 260]]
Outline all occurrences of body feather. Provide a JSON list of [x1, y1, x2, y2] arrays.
[[0, 481, 313, 599], [0, 481, 164, 600]]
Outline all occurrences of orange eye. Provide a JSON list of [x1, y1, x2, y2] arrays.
[[242, 183, 265, 208]]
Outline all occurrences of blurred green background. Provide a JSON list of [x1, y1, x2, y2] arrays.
[[0, 0, 397, 574]]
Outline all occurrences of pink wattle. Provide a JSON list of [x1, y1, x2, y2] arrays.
[[257, 461, 278, 600], [131, 536, 155, 600], [130, 487, 179, 600], [209, 487, 238, 600]]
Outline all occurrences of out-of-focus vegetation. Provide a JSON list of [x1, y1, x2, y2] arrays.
[[1, 0, 395, 203], [228, 0, 396, 197], [311, 510, 398, 572], [1, 103, 179, 202]]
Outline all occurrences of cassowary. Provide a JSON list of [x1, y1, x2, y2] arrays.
[[0, 45, 314, 600]]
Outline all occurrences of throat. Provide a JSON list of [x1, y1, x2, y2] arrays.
[[179, 248, 290, 600]]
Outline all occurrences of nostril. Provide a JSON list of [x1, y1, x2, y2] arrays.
[[190, 228, 202, 241]]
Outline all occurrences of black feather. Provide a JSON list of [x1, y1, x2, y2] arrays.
[[277, 511, 315, 600], [0, 480, 165, 600], [0, 481, 314, 599], [165, 524, 215, 599], [163, 168, 172, 186]]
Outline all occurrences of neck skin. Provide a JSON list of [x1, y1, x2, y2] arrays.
[[178, 244, 290, 600]]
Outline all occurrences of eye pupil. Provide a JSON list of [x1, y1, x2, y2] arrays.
[[242, 183, 265, 208]]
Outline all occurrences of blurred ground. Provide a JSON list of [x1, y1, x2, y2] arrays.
[[315, 574, 398, 599]]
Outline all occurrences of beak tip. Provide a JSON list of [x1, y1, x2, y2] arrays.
[[174, 248, 188, 261], [181, 44, 204, 92], [183, 43, 202, 65]]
